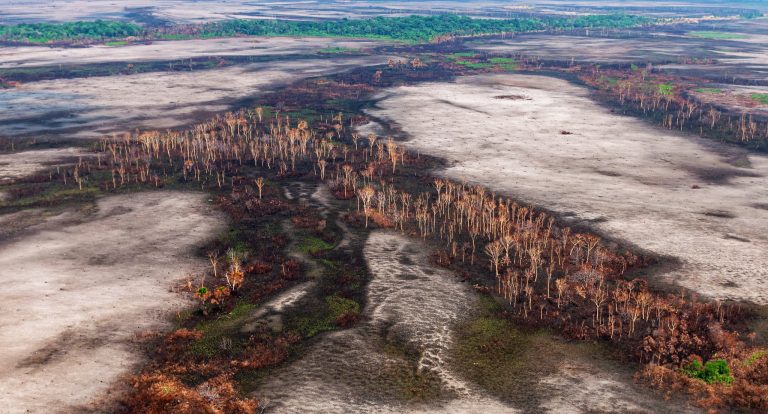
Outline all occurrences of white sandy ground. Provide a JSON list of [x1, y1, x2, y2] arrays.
[[0, 37, 385, 69], [364, 74, 768, 305], [0, 55, 395, 139], [0, 147, 88, 183], [254, 231, 693, 413], [0, 191, 225, 414]]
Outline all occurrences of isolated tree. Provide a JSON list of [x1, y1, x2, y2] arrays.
[[225, 248, 245, 292], [255, 177, 265, 200], [358, 185, 376, 228], [485, 240, 504, 292]]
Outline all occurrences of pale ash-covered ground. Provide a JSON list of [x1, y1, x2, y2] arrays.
[[0, 191, 225, 414], [0, 55, 395, 139], [364, 74, 768, 304], [0, 147, 86, 183], [0, 37, 385, 69]]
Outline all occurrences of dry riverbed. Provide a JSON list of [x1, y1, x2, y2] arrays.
[[364, 73, 768, 305], [0, 191, 225, 413], [254, 230, 694, 413]]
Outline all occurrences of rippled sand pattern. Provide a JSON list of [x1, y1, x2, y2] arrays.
[[254, 231, 514, 413]]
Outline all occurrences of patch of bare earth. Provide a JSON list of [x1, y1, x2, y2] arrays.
[[0, 191, 225, 413], [0, 147, 87, 183], [0, 37, 385, 69], [0, 55, 396, 139], [365, 74, 768, 304]]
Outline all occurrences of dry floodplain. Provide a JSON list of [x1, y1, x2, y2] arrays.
[[0, 55, 396, 139], [365, 74, 768, 305], [0, 191, 225, 413], [0, 37, 385, 69]]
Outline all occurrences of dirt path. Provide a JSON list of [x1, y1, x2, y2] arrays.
[[364, 73, 768, 305], [0, 191, 225, 413]]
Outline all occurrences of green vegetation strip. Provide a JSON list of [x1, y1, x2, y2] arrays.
[[695, 88, 723, 94], [688, 31, 749, 40], [751, 93, 768, 105], [0, 14, 653, 44], [681, 359, 734, 384], [0, 20, 141, 43]]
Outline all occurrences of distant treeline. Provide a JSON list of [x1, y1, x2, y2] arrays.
[[180, 14, 654, 42], [0, 14, 653, 44], [0, 20, 142, 43]]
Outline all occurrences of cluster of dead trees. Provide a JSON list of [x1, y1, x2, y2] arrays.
[[581, 67, 768, 147], [350, 176, 766, 411], [52, 107, 409, 196]]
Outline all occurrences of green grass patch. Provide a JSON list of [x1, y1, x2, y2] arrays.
[[751, 93, 768, 105], [600, 76, 619, 86], [488, 57, 516, 64], [451, 296, 530, 395], [290, 294, 360, 338], [0, 184, 101, 209], [689, 31, 748, 40], [489, 57, 519, 70], [318, 258, 340, 269], [657, 83, 675, 96], [190, 301, 255, 357], [454, 60, 493, 69], [746, 350, 768, 366], [297, 235, 334, 254], [295, 316, 334, 337], [318, 46, 359, 54], [446, 52, 477, 60], [105, 40, 128, 46], [682, 359, 734, 384], [325, 294, 360, 320], [695, 87, 723, 94]]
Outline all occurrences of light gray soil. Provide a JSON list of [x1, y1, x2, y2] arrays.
[[0, 55, 395, 139], [0, 191, 226, 414], [364, 73, 768, 304], [0, 148, 88, 184], [0, 37, 385, 69]]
